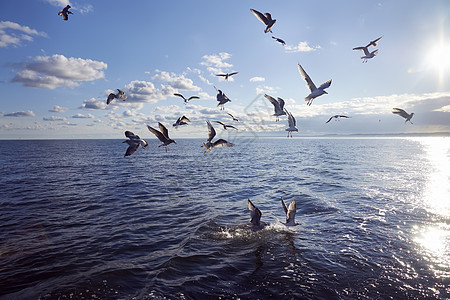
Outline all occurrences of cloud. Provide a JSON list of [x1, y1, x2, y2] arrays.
[[250, 77, 265, 82], [80, 98, 108, 110], [43, 116, 67, 121], [201, 52, 233, 69], [72, 113, 94, 119], [12, 54, 107, 89], [124, 80, 176, 104], [49, 105, 68, 113], [285, 41, 321, 53], [44, 0, 93, 15], [152, 70, 201, 91], [434, 105, 450, 113], [44, 0, 70, 7], [0, 21, 47, 48], [4, 110, 35, 117]]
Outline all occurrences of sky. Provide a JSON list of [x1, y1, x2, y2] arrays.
[[1, 0, 450, 139]]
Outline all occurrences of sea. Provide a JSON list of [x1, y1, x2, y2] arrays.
[[0, 137, 449, 299]]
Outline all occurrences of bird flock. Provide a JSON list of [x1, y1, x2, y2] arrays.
[[57, 6, 415, 227]]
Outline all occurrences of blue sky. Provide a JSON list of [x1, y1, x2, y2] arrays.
[[1, 0, 449, 139]]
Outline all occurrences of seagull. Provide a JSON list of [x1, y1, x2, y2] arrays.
[[264, 94, 286, 121], [123, 131, 148, 157], [248, 199, 264, 228], [285, 109, 298, 138], [58, 5, 73, 21], [392, 108, 414, 124], [326, 115, 350, 123], [215, 87, 231, 110], [147, 122, 176, 152], [216, 72, 239, 81], [213, 121, 238, 130], [202, 120, 234, 153], [227, 112, 239, 122], [272, 36, 286, 46], [281, 197, 298, 226], [367, 36, 383, 47], [250, 8, 276, 34], [297, 63, 332, 106], [107, 89, 127, 105], [173, 115, 190, 127], [352, 46, 379, 63], [173, 93, 200, 104]]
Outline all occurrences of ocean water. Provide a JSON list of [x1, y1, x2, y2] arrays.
[[0, 137, 449, 299]]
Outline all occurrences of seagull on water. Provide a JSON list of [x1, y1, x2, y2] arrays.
[[173, 115, 190, 127], [123, 131, 148, 157], [213, 121, 238, 130], [227, 112, 239, 122], [285, 109, 298, 138], [216, 72, 239, 81], [392, 108, 414, 124], [264, 94, 286, 121], [147, 122, 176, 152], [202, 120, 234, 153], [248, 199, 265, 229], [281, 197, 298, 226], [215, 87, 231, 110], [272, 36, 286, 46], [58, 5, 73, 21], [353, 36, 382, 63], [107, 89, 127, 105], [326, 115, 350, 123], [173, 93, 200, 104], [250, 9, 276, 33], [297, 63, 332, 106]]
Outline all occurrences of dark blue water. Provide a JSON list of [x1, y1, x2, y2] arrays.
[[0, 137, 449, 299]]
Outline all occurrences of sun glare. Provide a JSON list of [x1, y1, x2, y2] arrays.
[[426, 42, 450, 86]]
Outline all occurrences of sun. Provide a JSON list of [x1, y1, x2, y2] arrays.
[[426, 42, 450, 75]]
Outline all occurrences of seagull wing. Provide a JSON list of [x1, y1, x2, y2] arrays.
[[158, 122, 170, 139], [180, 115, 190, 122], [318, 80, 332, 91], [248, 199, 262, 226], [353, 46, 370, 56], [325, 116, 334, 123], [147, 125, 166, 143], [124, 141, 140, 157], [213, 121, 225, 126], [107, 93, 116, 104], [392, 108, 409, 119], [125, 131, 138, 139], [173, 93, 186, 101], [339, 115, 350, 119], [281, 197, 288, 215], [216, 74, 226, 77], [368, 36, 383, 47], [297, 64, 317, 92], [187, 96, 200, 101], [286, 199, 296, 224], [225, 125, 238, 130], [264, 94, 281, 111], [206, 120, 216, 142], [250, 9, 269, 26], [213, 139, 234, 147], [229, 72, 239, 76], [277, 97, 286, 111]]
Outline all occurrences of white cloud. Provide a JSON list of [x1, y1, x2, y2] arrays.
[[152, 70, 201, 91], [250, 77, 265, 82], [44, 0, 70, 7], [72, 113, 94, 119], [43, 116, 67, 121], [80, 98, 108, 110], [124, 80, 176, 104], [200, 52, 233, 69], [0, 21, 47, 48], [12, 54, 107, 89], [434, 105, 450, 112], [285, 41, 321, 53], [49, 105, 68, 113], [4, 110, 35, 117]]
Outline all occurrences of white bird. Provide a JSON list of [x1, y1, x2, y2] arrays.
[[147, 122, 176, 152], [58, 5, 73, 21], [281, 197, 298, 226], [250, 9, 276, 33], [216, 72, 239, 81], [173, 115, 190, 127], [352, 46, 379, 63], [202, 120, 234, 153], [285, 109, 298, 138], [326, 115, 350, 123], [107, 89, 127, 105], [392, 108, 414, 124], [297, 63, 332, 106], [264, 94, 286, 121], [215, 87, 231, 110], [123, 131, 148, 157], [213, 121, 238, 130], [173, 93, 200, 104], [248, 199, 264, 228]]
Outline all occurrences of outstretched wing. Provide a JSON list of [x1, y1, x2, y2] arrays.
[[248, 199, 262, 226], [125, 130, 138, 139], [107, 93, 116, 104], [264, 94, 281, 110], [286, 199, 296, 224], [277, 97, 285, 111], [281, 197, 288, 215], [180, 115, 190, 122], [297, 63, 316, 92], [124, 141, 139, 157], [206, 120, 216, 142], [368, 36, 383, 47], [325, 116, 334, 124], [158, 122, 170, 139], [187, 96, 200, 101], [147, 125, 166, 143], [229, 72, 239, 76], [250, 9, 269, 26], [173, 93, 186, 101], [392, 108, 409, 119], [318, 80, 332, 90], [213, 139, 234, 147]]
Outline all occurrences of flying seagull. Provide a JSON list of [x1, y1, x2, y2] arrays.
[[326, 115, 350, 123], [285, 109, 298, 138], [173, 115, 190, 127], [297, 63, 332, 106], [215, 87, 231, 110], [392, 108, 414, 124], [248, 199, 266, 229], [264, 94, 286, 121], [216, 72, 239, 81], [58, 5, 73, 21], [367, 36, 383, 47], [123, 131, 148, 157], [227, 112, 239, 122], [202, 120, 234, 153], [272, 36, 286, 46], [353, 36, 382, 63], [250, 8, 276, 33], [107, 89, 127, 105], [173, 93, 200, 104], [147, 122, 176, 152], [213, 121, 238, 130], [281, 197, 298, 226]]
